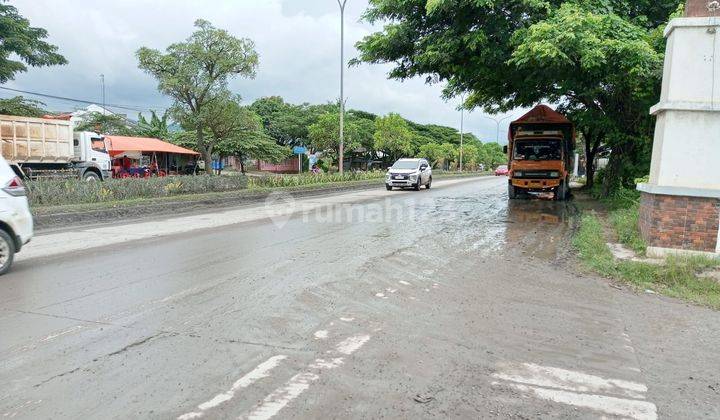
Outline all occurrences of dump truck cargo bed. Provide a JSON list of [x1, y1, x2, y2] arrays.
[[0, 115, 74, 164]]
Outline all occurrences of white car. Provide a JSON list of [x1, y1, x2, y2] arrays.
[[385, 158, 432, 191], [0, 156, 33, 275]]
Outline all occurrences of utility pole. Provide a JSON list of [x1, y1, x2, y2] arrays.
[[100, 74, 106, 115], [337, 0, 348, 173], [459, 95, 465, 172]]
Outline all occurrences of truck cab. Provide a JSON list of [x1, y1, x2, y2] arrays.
[[506, 106, 575, 201], [73, 132, 112, 180]]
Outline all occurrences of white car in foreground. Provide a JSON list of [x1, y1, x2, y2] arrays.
[[385, 158, 432, 191], [0, 156, 33, 274]]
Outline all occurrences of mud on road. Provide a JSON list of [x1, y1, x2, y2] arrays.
[[1, 177, 718, 419]]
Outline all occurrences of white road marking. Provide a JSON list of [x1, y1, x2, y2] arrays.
[[243, 335, 371, 420], [398, 280, 411, 286], [492, 363, 656, 420], [339, 317, 354, 322], [313, 330, 328, 340], [386, 288, 397, 294], [492, 363, 647, 399], [335, 334, 371, 355], [375, 292, 386, 299], [178, 355, 286, 420], [501, 383, 657, 420], [245, 372, 319, 420]]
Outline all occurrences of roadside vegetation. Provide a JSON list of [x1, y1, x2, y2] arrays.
[[573, 178, 720, 310], [26, 170, 487, 207]]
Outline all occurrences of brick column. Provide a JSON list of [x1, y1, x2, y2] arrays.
[[639, 192, 720, 256]]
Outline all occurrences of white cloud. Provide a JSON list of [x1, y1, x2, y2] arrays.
[[4, 0, 513, 142]]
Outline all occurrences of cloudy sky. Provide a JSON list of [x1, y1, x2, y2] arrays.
[[4, 0, 514, 142]]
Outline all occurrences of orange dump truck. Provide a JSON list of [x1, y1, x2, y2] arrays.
[[504, 105, 575, 201]]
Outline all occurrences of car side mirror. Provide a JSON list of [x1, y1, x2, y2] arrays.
[[503, 146, 508, 154], [420, 165, 428, 170]]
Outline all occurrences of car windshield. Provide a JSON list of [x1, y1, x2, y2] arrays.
[[498, 165, 508, 170], [513, 140, 561, 161], [391, 160, 418, 170]]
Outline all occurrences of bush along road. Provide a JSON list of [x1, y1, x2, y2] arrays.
[[30, 171, 491, 232]]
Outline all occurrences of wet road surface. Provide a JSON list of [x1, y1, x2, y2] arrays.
[[1, 177, 719, 419]]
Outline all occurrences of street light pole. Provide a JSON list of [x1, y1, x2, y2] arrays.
[[337, 0, 348, 174], [483, 114, 514, 143], [459, 95, 465, 172], [100, 74, 105, 115]]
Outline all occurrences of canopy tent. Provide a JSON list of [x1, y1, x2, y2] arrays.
[[105, 136, 199, 156]]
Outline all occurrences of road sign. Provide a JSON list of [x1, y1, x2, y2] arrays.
[[293, 146, 307, 155]]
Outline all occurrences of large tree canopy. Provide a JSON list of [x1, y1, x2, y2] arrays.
[[355, 0, 683, 192], [0, 96, 47, 117], [137, 19, 259, 173], [0, 0, 67, 83]]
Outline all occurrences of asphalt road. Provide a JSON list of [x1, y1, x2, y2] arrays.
[[1, 176, 719, 419]]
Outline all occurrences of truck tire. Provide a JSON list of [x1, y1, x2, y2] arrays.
[[555, 181, 567, 201], [83, 171, 101, 181], [508, 183, 518, 199], [0, 229, 16, 276]]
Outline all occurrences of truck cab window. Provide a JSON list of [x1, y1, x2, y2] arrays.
[[91, 138, 107, 153], [514, 140, 561, 161]]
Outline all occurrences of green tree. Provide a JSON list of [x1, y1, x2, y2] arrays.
[[137, 19, 259, 173], [373, 113, 413, 162], [0, 96, 46, 117], [0, 1, 67, 83], [308, 113, 361, 165], [209, 97, 289, 173], [481, 142, 507, 168], [417, 142, 443, 168], [355, 0, 680, 195], [75, 112, 136, 136], [250, 96, 316, 146], [136, 110, 171, 140]]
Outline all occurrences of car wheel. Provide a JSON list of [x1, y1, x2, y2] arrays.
[[0, 229, 16, 275], [83, 171, 101, 181], [425, 177, 432, 189], [414, 179, 421, 191], [386, 185, 393, 191]]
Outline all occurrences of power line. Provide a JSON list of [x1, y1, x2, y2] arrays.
[[0, 86, 168, 113]]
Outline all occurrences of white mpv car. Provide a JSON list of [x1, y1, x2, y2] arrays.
[[385, 158, 432, 191], [0, 156, 33, 275]]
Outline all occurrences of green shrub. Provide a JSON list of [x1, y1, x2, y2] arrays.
[[609, 204, 646, 254], [247, 171, 386, 189], [26, 175, 249, 206]]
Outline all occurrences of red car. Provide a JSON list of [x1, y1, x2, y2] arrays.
[[495, 165, 509, 176]]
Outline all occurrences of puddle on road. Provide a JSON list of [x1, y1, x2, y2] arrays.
[[503, 199, 577, 260]]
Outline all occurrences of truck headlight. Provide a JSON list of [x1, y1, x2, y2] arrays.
[[514, 171, 523, 177], [550, 171, 560, 178]]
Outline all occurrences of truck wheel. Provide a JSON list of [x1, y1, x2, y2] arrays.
[[0, 229, 16, 275], [508, 183, 518, 199], [555, 181, 567, 201], [386, 185, 393, 191], [83, 171, 100, 181]]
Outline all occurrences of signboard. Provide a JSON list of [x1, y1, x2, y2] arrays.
[[293, 146, 307, 155]]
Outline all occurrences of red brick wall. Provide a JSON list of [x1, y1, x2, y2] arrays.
[[257, 157, 300, 174], [639, 192, 719, 253]]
